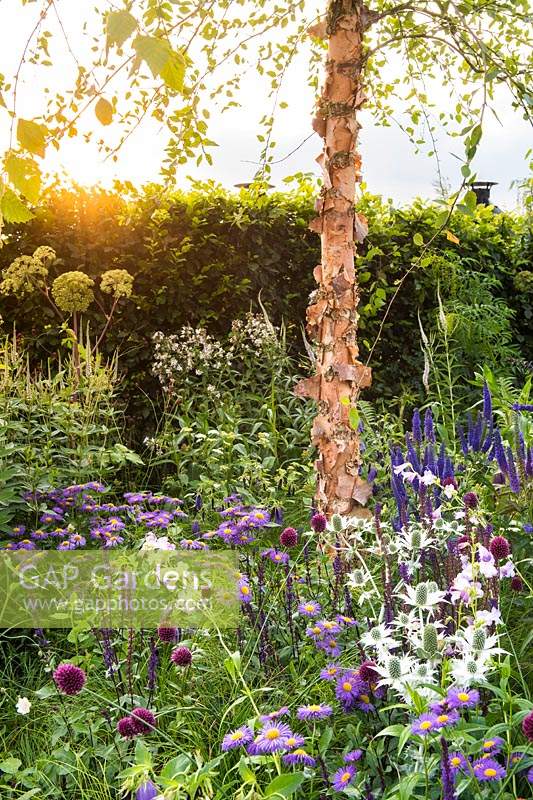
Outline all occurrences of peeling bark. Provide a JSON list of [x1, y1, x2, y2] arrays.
[[297, 0, 372, 517]]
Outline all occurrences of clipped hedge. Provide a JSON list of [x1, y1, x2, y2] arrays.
[[0, 182, 531, 433]]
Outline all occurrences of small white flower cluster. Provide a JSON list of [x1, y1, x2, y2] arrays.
[[229, 313, 279, 357], [152, 327, 226, 393]]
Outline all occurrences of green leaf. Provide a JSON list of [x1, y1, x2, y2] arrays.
[[375, 724, 404, 738], [0, 757, 22, 774], [95, 97, 114, 126], [4, 152, 41, 203], [17, 118, 47, 158], [265, 772, 305, 797], [413, 232, 424, 246], [106, 10, 137, 48], [134, 738, 152, 767], [464, 189, 478, 212], [318, 725, 333, 754], [349, 406, 360, 430], [160, 755, 191, 779], [133, 36, 185, 91], [34, 684, 55, 699], [1, 187, 34, 223]]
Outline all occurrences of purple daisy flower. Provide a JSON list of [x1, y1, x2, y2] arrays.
[[481, 736, 505, 754], [261, 548, 289, 565], [11, 525, 26, 537], [335, 672, 364, 703], [296, 704, 332, 721], [412, 713, 439, 736], [446, 687, 480, 710], [69, 533, 86, 548], [179, 539, 207, 550], [259, 706, 289, 722], [103, 517, 125, 531], [283, 749, 316, 766], [344, 749, 363, 763], [527, 767, 533, 784], [238, 577, 252, 603], [221, 726, 253, 751], [320, 663, 340, 681], [254, 721, 293, 753], [298, 600, 322, 617], [331, 765, 356, 791], [434, 710, 460, 729], [31, 529, 50, 541], [317, 619, 341, 635], [356, 691, 375, 713], [17, 539, 36, 550], [472, 757, 506, 781], [448, 752, 468, 775], [283, 734, 305, 749], [102, 533, 124, 548]]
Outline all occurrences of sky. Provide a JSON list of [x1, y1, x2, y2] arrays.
[[0, 0, 531, 209]]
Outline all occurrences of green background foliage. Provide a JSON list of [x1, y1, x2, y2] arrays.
[[0, 183, 530, 435]]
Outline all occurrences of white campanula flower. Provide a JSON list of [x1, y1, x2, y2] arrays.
[[16, 696, 31, 715], [474, 608, 503, 627], [499, 560, 515, 578], [140, 532, 176, 551]]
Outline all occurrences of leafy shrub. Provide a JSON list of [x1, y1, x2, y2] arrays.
[[0, 184, 530, 439]]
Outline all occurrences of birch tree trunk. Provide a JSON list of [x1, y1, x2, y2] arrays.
[[296, 0, 373, 517]]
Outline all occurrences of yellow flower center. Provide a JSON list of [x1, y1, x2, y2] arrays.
[[341, 772, 351, 783], [360, 694, 370, 704], [309, 705, 321, 712], [437, 715, 449, 723], [484, 768, 497, 777], [484, 740, 495, 749], [256, 513, 265, 520], [265, 728, 280, 740], [231, 731, 244, 741], [286, 738, 296, 746], [451, 757, 461, 767], [293, 749, 305, 756], [457, 692, 470, 702], [323, 621, 334, 629], [342, 682, 352, 692], [420, 721, 433, 730], [304, 604, 315, 612], [274, 554, 282, 561], [312, 626, 321, 635]]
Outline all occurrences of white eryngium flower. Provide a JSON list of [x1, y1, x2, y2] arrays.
[[400, 581, 447, 614], [16, 696, 31, 715]]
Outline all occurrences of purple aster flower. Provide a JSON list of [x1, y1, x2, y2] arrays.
[[448, 751, 468, 776], [102, 533, 124, 548], [11, 525, 26, 537], [331, 765, 356, 791], [344, 750, 363, 763], [283, 749, 316, 766], [104, 517, 125, 531], [68, 533, 86, 548], [283, 733, 305, 749], [17, 539, 36, 550], [412, 713, 439, 736], [130, 707, 157, 734], [179, 538, 207, 550], [298, 600, 321, 617], [254, 721, 293, 753], [481, 736, 505, 754], [356, 691, 375, 713], [57, 539, 75, 551], [472, 757, 506, 781], [335, 672, 364, 703], [221, 726, 253, 750], [527, 767, 533, 784], [261, 548, 289, 565], [446, 687, 480, 710], [238, 577, 252, 603], [40, 511, 64, 525], [320, 663, 340, 681], [317, 619, 341, 635], [434, 710, 459, 729], [53, 663, 86, 695], [30, 529, 50, 541], [259, 707, 289, 722], [296, 704, 332, 721], [249, 509, 270, 526]]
